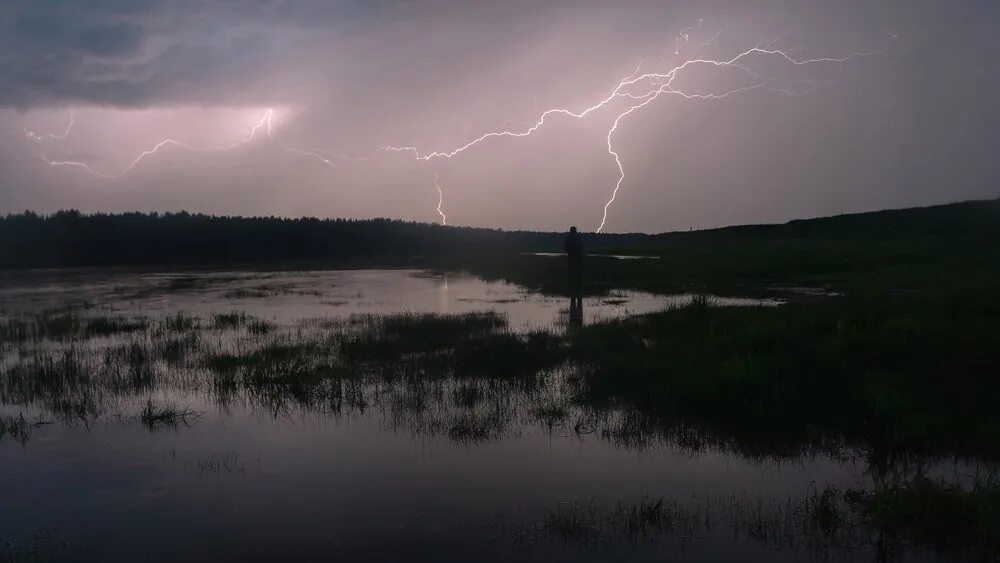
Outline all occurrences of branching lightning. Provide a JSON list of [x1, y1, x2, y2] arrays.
[[381, 31, 884, 230], [22, 23, 886, 230], [40, 109, 276, 178]]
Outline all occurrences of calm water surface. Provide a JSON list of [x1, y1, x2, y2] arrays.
[[0, 268, 778, 327], [0, 268, 946, 562]]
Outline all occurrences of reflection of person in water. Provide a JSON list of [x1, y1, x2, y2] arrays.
[[564, 226, 583, 300], [568, 295, 583, 328], [565, 226, 584, 328]]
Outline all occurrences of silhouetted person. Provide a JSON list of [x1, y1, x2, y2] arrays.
[[564, 226, 583, 301]]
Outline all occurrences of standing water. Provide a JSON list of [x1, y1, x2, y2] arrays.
[[0, 268, 952, 562]]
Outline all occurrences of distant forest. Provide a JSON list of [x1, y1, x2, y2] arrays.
[[1, 200, 997, 270], [0, 211, 648, 269]]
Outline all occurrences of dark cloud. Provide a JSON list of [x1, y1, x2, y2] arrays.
[[75, 21, 146, 56], [0, 0, 381, 108]]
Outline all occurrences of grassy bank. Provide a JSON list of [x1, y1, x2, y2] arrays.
[[570, 288, 1000, 457], [453, 199, 1000, 298]]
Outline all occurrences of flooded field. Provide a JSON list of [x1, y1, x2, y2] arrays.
[[0, 268, 778, 329], [0, 268, 984, 562]]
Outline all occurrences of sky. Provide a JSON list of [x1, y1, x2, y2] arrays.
[[1, 0, 998, 233]]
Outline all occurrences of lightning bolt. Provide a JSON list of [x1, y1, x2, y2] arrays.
[[279, 146, 350, 169], [383, 30, 886, 231], [36, 107, 359, 178], [40, 109, 275, 179], [433, 171, 447, 225], [23, 24, 888, 231], [25, 111, 75, 142]]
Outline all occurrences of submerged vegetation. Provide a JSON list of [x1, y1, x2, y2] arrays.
[[0, 413, 50, 445], [138, 399, 200, 430], [517, 476, 1000, 558], [2, 289, 998, 456], [3, 296, 997, 555]]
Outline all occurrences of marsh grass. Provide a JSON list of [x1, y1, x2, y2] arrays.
[[531, 401, 569, 427], [103, 341, 154, 391], [568, 292, 1000, 457], [139, 399, 200, 430], [0, 310, 146, 343], [446, 407, 513, 444], [1, 303, 999, 556], [2, 301, 997, 458], [159, 312, 198, 333], [513, 485, 897, 553], [212, 311, 248, 329], [539, 497, 702, 543], [339, 312, 506, 361], [4, 348, 90, 400], [858, 474, 1000, 554], [451, 383, 483, 409], [529, 492, 864, 548], [157, 332, 202, 366], [338, 312, 562, 383], [247, 319, 274, 335], [0, 413, 51, 444]]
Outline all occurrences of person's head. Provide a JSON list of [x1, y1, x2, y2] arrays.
[[570, 226, 577, 234]]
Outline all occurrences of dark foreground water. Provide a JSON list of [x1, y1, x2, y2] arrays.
[[0, 269, 965, 562]]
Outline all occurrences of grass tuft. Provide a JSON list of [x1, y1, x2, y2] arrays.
[[139, 399, 200, 430]]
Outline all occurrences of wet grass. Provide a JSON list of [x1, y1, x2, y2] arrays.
[[522, 478, 1000, 557], [539, 496, 701, 543], [0, 308, 564, 430], [446, 407, 513, 444], [3, 348, 90, 401], [520, 488, 876, 551], [0, 413, 51, 444], [139, 399, 199, 430], [103, 342, 154, 391], [339, 312, 506, 360], [246, 318, 274, 335], [0, 310, 147, 343], [1, 294, 997, 557], [3, 299, 997, 457], [212, 311, 248, 329], [451, 383, 483, 408], [338, 312, 562, 382], [205, 338, 334, 410], [568, 287, 1000, 457], [2, 297, 997, 458], [159, 312, 198, 332], [859, 475, 1000, 555], [531, 402, 569, 427], [157, 332, 202, 366]]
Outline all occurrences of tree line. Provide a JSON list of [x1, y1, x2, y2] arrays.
[[0, 211, 649, 269]]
